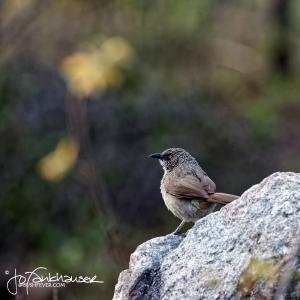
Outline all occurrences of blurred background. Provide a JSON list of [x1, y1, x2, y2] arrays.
[[0, 0, 300, 299]]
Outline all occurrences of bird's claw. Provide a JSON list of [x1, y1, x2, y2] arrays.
[[172, 231, 186, 237]]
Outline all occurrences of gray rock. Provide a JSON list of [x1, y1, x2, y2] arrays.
[[113, 172, 300, 300]]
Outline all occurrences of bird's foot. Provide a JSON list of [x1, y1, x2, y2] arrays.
[[172, 220, 186, 236], [172, 231, 186, 237]]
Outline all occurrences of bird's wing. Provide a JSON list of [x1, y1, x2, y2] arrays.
[[164, 174, 215, 200], [200, 173, 216, 195]]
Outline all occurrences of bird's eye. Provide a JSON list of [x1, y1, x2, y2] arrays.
[[166, 154, 173, 160]]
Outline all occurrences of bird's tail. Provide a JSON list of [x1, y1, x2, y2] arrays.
[[209, 192, 239, 204]]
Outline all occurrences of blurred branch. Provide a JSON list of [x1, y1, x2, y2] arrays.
[[66, 93, 131, 267], [0, 0, 48, 64], [272, 0, 292, 75], [66, 93, 111, 217]]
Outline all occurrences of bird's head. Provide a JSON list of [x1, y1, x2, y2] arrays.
[[149, 148, 194, 172]]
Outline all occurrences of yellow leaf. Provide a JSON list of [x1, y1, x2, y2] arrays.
[[37, 137, 79, 182]]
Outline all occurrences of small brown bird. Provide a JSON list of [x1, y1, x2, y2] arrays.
[[149, 148, 239, 235]]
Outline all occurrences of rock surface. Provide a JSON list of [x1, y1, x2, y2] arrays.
[[113, 172, 300, 300]]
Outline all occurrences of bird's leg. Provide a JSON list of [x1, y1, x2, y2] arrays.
[[173, 220, 186, 235]]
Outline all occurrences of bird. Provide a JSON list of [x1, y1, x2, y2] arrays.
[[149, 148, 239, 235]]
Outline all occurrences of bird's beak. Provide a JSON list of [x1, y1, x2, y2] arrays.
[[149, 153, 164, 160]]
